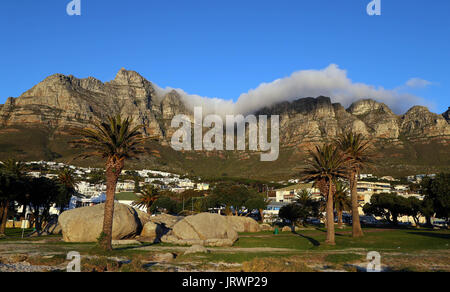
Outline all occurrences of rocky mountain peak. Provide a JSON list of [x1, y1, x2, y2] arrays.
[[347, 99, 394, 116], [112, 68, 148, 87], [401, 105, 450, 137], [257, 96, 334, 116], [161, 90, 189, 119], [404, 105, 431, 115]]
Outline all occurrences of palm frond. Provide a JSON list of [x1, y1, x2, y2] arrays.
[[69, 114, 149, 161]]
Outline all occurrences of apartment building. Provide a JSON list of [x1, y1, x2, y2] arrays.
[[274, 183, 320, 203], [356, 181, 391, 212]]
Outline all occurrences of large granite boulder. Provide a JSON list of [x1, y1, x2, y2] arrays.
[[140, 222, 164, 239], [225, 216, 261, 233], [161, 213, 238, 247], [59, 203, 142, 242], [149, 213, 183, 229], [135, 209, 152, 226], [260, 224, 273, 231]]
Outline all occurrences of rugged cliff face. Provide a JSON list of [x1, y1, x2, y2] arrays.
[[0, 69, 449, 179], [257, 97, 450, 146], [443, 107, 450, 123], [0, 69, 191, 139]]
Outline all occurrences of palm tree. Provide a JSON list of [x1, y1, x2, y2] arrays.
[[132, 185, 161, 214], [70, 115, 147, 251], [334, 181, 351, 229], [0, 171, 12, 237], [56, 169, 77, 213], [295, 189, 312, 205], [335, 131, 372, 238], [0, 159, 26, 236], [58, 169, 76, 189], [294, 189, 321, 227], [300, 144, 348, 245], [1, 159, 26, 177]]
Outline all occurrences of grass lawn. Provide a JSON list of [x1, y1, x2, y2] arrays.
[[1, 226, 449, 272], [235, 227, 450, 252]]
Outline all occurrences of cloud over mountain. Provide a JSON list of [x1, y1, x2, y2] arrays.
[[156, 64, 428, 115]]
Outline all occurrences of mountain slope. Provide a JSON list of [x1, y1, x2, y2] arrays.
[[0, 69, 449, 179]]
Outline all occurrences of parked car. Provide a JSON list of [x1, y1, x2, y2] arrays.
[[306, 218, 321, 225], [433, 220, 448, 228], [360, 216, 379, 225]]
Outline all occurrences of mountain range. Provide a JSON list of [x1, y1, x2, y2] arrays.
[[0, 68, 449, 179]]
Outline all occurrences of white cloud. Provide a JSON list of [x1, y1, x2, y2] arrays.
[[155, 64, 428, 115], [405, 78, 432, 89]]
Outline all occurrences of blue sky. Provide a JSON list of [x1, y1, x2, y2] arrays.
[[0, 0, 449, 114]]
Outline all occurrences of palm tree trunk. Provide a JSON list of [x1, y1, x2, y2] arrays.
[[350, 172, 364, 238], [337, 210, 343, 229], [0, 200, 8, 236], [392, 213, 399, 226], [325, 179, 335, 245], [425, 216, 432, 228], [100, 158, 124, 251], [0, 203, 3, 228], [413, 217, 420, 228]]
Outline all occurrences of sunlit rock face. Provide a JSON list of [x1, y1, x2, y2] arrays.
[[1, 69, 449, 148]]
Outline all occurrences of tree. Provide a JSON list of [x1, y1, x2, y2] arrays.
[[279, 204, 303, 231], [208, 183, 257, 216], [405, 197, 423, 227], [335, 131, 372, 238], [363, 193, 409, 225], [28, 177, 60, 231], [300, 144, 348, 245], [245, 194, 269, 222], [0, 171, 17, 237], [151, 196, 180, 214], [420, 197, 435, 227], [334, 181, 351, 229], [421, 174, 450, 222], [132, 185, 161, 214], [294, 189, 321, 226], [133, 177, 141, 194], [55, 169, 77, 212], [88, 170, 105, 185], [0, 159, 27, 236], [71, 115, 147, 251]]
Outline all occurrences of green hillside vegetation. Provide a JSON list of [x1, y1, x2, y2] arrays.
[[0, 126, 449, 180]]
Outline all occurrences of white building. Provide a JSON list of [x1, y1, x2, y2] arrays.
[[359, 174, 374, 179], [263, 202, 289, 223], [116, 180, 135, 192], [356, 181, 391, 213], [196, 183, 210, 191], [179, 180, 195, 189], [75, 181, 106, 197], [274, 183, 320, 203]]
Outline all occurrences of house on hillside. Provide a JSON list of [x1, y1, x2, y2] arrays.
[[116, 180, 135, 192], [356, 181, 391, 211], [196, 183, 210, 191], [274, 183, 320, 203]]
